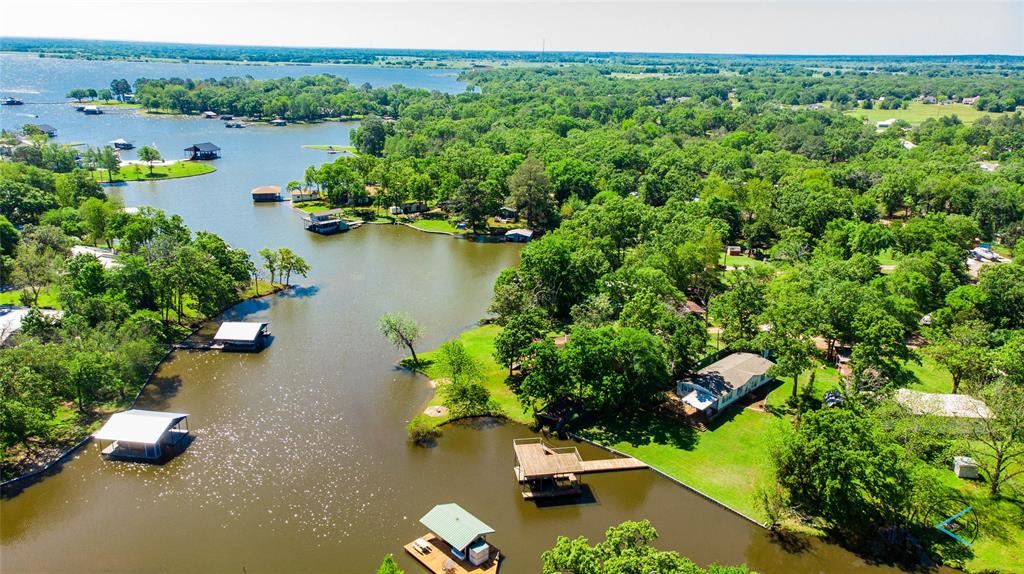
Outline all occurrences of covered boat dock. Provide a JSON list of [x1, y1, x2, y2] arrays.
[[93, 410, 190, 461], [405, 503, 500, 574], [212, 321, 270, 351]]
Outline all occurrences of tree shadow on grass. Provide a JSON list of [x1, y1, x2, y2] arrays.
[[577, 409, 698, 452], [142, 172, 169, 179]]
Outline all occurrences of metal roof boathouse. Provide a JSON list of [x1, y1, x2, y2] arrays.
[[212, 321, 270, 352], [405, 503, 501, 574], [93, 410, 190, 461], [184, 142, 221, 160]]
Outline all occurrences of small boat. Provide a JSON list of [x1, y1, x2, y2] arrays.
[[2, 97, 24, 106], [109, 138, 134, 150], [83, 106, 103, 115]]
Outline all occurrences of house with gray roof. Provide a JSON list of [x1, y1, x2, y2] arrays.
[[676, 352, 775, 418]]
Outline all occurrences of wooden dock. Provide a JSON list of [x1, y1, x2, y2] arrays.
[[172, 341, 223, 351], [404, 533, 500, 574], [512, 438, 647, 499]]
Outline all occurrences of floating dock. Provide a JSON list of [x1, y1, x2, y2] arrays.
[[404, 533, 500, 574], [513, 437, 647, 499]]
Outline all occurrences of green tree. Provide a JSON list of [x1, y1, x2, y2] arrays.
[[773, 407, 915, 535], [542, 520, 749, 574], [258, 248, 279, 284], [965, 382, 1024, 496], [12, 239, 58, 306], [136, 146, 162, 175], [709, 267, 770, 348], [508, 157, 555, 227], [493, 308, 549, 375], [277, 247, 310, 285], [925, 319, 994, 394], [378, 312, 422, 366], [78, 197, 116, 248]]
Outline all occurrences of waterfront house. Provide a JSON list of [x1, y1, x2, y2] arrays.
[[252, 186, 283, 202], [303, 208, 349, 234], [402, 201, 428, 214], [219, 114, 234, 120], [497, 206, 518, 221], [290, 189, 320, 203], [676, 352, 775, 418], [109, 138, 134, 150], [212, 321, 270, 351], [71, 245, 120, 269], [201, 111, 218, 119], [0, 306, 64, 344], [270, 118, 287, 126], [93, 409, 190, 461], [30, 124, 57, 137], [184, 142, 221, 160], [505, 228, 533, 243], [405, 503, 499, 574]]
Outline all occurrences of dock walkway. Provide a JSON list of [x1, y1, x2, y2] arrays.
[[513, 437, 647, 481]]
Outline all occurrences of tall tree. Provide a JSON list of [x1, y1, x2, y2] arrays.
[[508, 157, 555, 228], [136, 146, 161, 175], [378, 312, 422, 366]]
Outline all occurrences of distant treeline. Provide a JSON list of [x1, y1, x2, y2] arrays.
[[7, 36, 1024, 76]]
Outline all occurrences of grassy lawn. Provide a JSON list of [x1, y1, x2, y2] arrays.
[[93, 161, 215, 182], [0, 287, 61, 309], [876, 248, 901, 266], [408, 219, 467, 235], [302, 144, 356, 152], [407, 324, 532, 426], [579, 399, 788, 522], [68, 100, 142, 109], [722, 254, 771, 270], [844, 102, 1003, 125]]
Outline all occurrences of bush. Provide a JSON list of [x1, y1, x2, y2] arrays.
[[406, 416, 441, 446]]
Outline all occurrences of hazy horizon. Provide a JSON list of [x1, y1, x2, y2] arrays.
[[1, 1, 1021, 56]]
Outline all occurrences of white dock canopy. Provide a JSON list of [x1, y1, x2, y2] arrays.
[[213, 321, 265, 343], [93, 410, 189, 445]]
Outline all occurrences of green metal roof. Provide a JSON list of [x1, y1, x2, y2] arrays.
[[419, 503, 494, 551]]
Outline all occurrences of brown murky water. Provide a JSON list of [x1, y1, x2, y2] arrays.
[[0, 54, 954, 574]]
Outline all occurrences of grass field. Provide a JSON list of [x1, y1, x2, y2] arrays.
[[0, 287, 61, 309], [406, 324, 532, 427], [845, 102, 1003, 125], [93, 161, 215, 182], [302, 144, 356, 152], [408, 219, 466, 235]]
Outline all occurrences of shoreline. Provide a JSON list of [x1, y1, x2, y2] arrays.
[[0, 283, 289, 491]]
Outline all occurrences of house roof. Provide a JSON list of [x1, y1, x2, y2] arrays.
[[894, 389, 992, 419], [251, 186, 281, 195], [505, 228, 533, 238], [32, 124, 56, 133], [0, 306, 64, 343], [419, 504, 494, 551], [186, 142, 220, 152], [109, 138, 131, 145], [93, 410, 188, 444], [213, 321, 265, 342], [687, 352, 774, 398]]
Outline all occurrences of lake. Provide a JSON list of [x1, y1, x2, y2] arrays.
[[0, 54, 945, 573]]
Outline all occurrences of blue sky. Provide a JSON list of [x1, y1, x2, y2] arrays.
[[2, 1, 1022, 55]]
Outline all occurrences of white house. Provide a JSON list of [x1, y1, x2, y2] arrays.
[[676, 352, 775, 418], [876, 118, 898, 129]]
